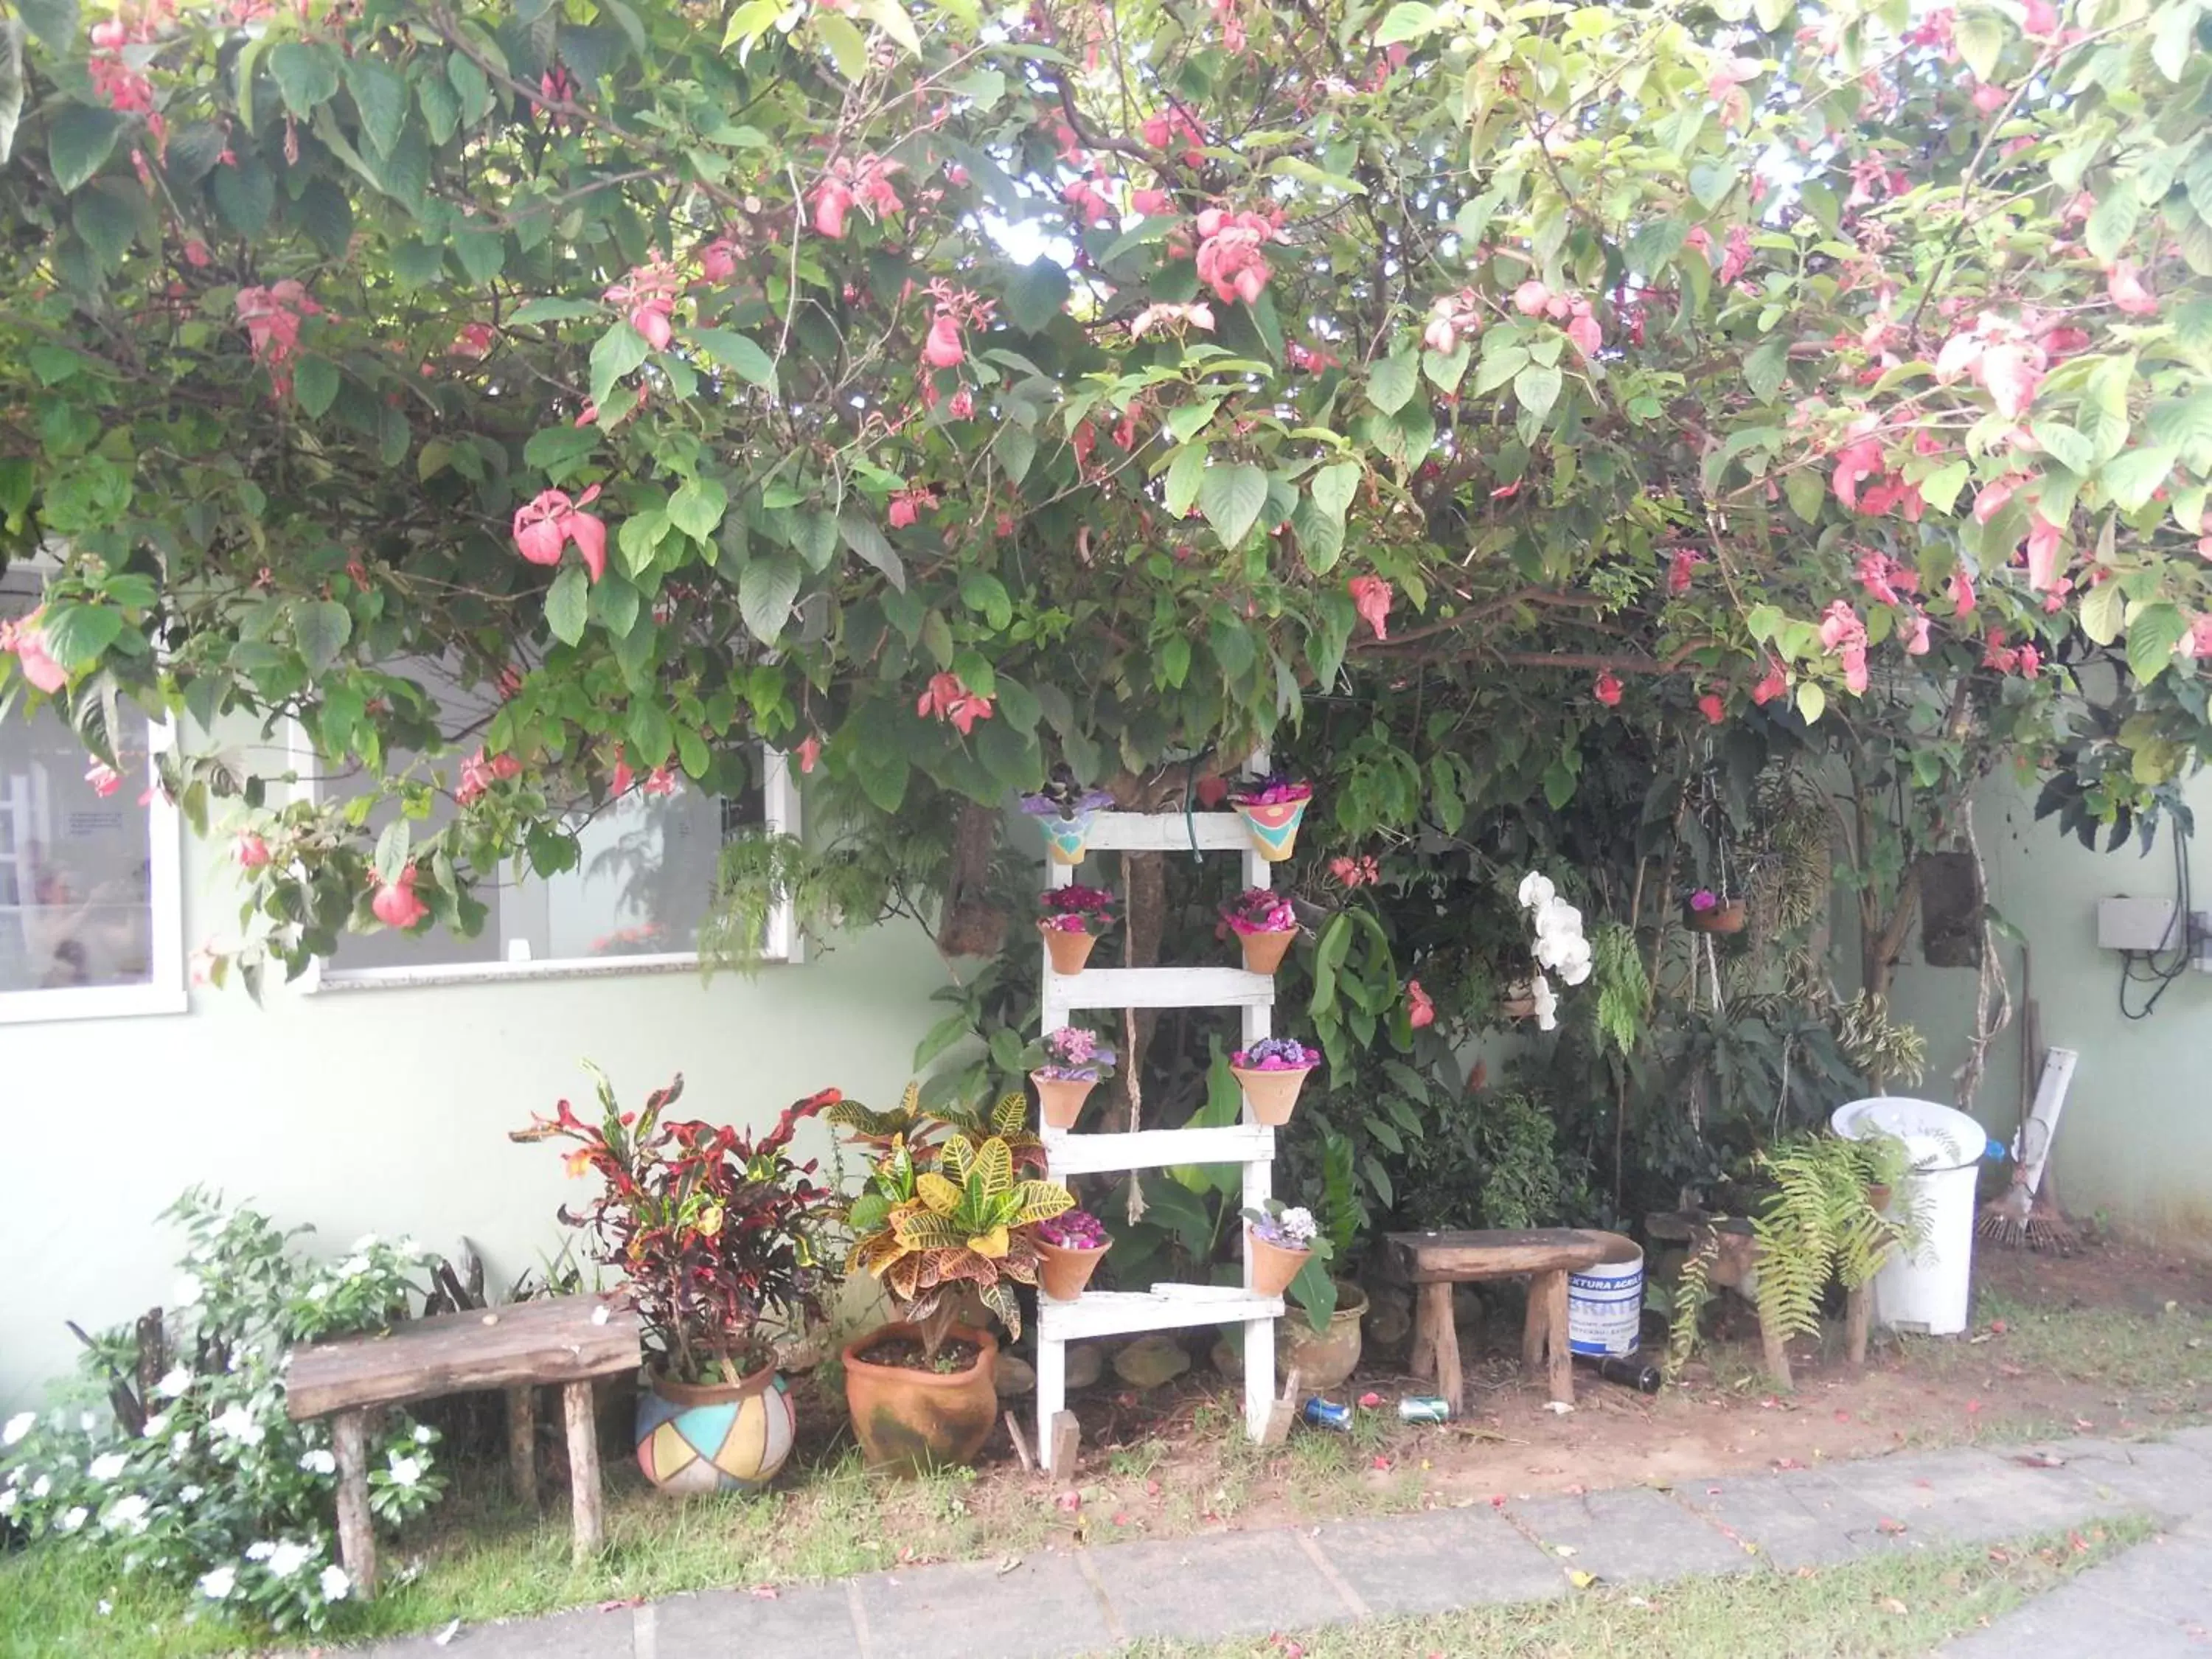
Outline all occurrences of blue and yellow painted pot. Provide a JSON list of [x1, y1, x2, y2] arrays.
[[1034, 805, 1104, 865], [1233, 796, 1309, 862], [635, 1365, 796, 1495]]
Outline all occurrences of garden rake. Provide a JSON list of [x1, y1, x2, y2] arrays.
[[1978, 1006, 2079, 1251]]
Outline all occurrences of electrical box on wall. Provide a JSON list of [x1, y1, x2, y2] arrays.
[[2098, 897, 2185, 952]]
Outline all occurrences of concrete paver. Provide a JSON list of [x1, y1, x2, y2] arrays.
[[1506, 1484, 1756, 1583]]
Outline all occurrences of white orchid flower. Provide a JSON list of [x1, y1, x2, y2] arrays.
[[1532, 895, 1584, 943], [1517, 872, 1556, 909], [1530, 971, 1559, 1032]]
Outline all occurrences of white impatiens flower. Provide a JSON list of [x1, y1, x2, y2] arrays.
[[30, 1475, 52, 1500], [267, 1540, 314, 1579], [386, 1454, 422, 1488], [212, 1405, 265, 1447], [1529, 971, 1559, 1032], [319, 1564, 350, 1602], [142, 1413, 169, 1439], [246, 1541, 275, 1561], [154, 1366, 194, 1399], [179, 1484, 203, 1503], [412, 1425, 435, 1445], [335, 1256, 370, 1279], [2, 1411, 33, 1447], [88, 1452, 129, 1481], [1517, 871, 1556, 910], [170, 1273, 204, 1308], [0, 1489, 18, 1518], [299, 1449, 336, 1476], [56, 1506, 89, 1534], [102, 1494, 151, 1534], [170, 1431, 193, 1459], [198, 1565, 237, 1601]]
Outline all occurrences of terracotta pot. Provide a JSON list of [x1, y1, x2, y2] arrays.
[[1233, 796, 1309, 861], [1237, 928, 1296, 975], [1039, 924, 1096, 975], [1035, 1237, 1110, 1301], [1277, 1281, 1368, 1392], [1248, 1228, 1311, 1298], [1231, 1064, 1312, 1127], [1032, 1072, 1097, 1130], [1501, 993, 1538, 1019], [841, 1321, 1000, 1475], [1686, 899, 1747, 933], [635, 1363, 797, 1494]]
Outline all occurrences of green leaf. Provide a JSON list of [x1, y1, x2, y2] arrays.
[[372, 820, 411, 886], [523, 425, 599, 476], [1688, 162, 1740, 211], [667, 476, 729, 541], [1311, 459, 1361, 523], [2079, 578, 2124, 646], [544, 563, 590, 644], [994, 423, 1036, 484], [1956, 11, 2004, 82], [960, 573, 1014, 630], [2031, 420, 2095, 476], [1421, 341, 1470, 394], [2079, 355, 2135, 462], [0, 20, 24, 170], [588, 321, 650, 408], [1919, 459, 1970, 515], [344, 56, 408, 155], [1796, 680, 1826, 723], [815, 10, 869, 79], [293, 356, 340, 418], [1159, 633, 1192, 688], [15, 0, 76, 48], [293, 599, 352, 672], [1367, 348, 1419, 415], [1164, 443, 1208, 517], [840, 509, 908, 591], [1744, 336, 1789, 403], [1199, 463, 1268, 549], [2084, 178, 2142, 265], [2098, 445, 2176, 512], [35, 602, 122, 666], [2145, 391, 2212, 471], [270, 41, 341, 117], [509, 297, 601, 327], [855, 0, 922, 54], [1513, 363, 1562, 421], [47, 105, 123, 193], [1374, 1, 1439, 45], [740, 549, 802, 644], [1003, 259, 1072, 333], [591, 575, 641, 639], [1784, 467, 1825, 524], [688, 326, 776, 391], [1290, 496, 1345, 572], [296, 178, 354, 260], [2126, 601, 2189, 684]]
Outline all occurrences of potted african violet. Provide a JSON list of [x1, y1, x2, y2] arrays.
[[835, 1091, 1074, 1473], [1684, 887, 1747, 933], [1228, 1035, 1321, 1126], [1020, 782, 1118, 865], [1228, 773, 1312, 862], [1034, 1208, 1111, 1301], [512, 1066, 841, 1495], [1038, 883, 1119, 975], [1245, 1200, 1332, 1298], [1023, 1025, 1117, 1130], [1222, 887, 1298, 975]]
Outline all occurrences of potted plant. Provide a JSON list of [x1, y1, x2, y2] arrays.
[[1023, 1026, 1117, 1130], [1684, 887, 1747, 933], [1228, 773, 1313, 861], [838, 1094, 1074, 1472], [1038, 884, 1119, 975], [1020, 782, 1118, 865], [1245, 1200, 1332, 1298], [1222, 887, 1299, 974], [1033, 1208, 1111, 1301], [1228, 1035, 1321, 1125], [512, 1066, 841, 1495]]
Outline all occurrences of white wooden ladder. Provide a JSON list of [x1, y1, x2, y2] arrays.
[[1035, 806, 1282, 1453]]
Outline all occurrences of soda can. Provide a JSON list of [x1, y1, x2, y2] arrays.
[[1397, 1395, 1453, 1424], [1301, 1397, 1352, 1430]]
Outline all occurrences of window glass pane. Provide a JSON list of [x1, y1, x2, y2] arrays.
[[321, 771, 506, 973], [0, 702, 155, 995]]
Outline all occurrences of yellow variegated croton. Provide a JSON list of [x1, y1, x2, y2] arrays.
[[844, 1096, 1074, 1355]]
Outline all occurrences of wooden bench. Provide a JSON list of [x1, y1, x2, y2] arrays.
[[286, 1293, 641, 1598], [1385, 1228, 1620, 1411]]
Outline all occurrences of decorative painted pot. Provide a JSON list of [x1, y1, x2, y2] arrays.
[[1237, 928, 1297, 975], [1032, 1072, 1097, 1130], [1685, 899, 1747, 934], [1035, 1238, 1110, 1301], [634, 1363, 796, 1495], [1276, 1282, 1368, 1391], [1036, 807, 1103, 866], [841, 1322, 999, 1475], [1231, 1064, 1312, 1127], [1232, 796, 1309, 862], [1040, 924, 1097, 975], [1248, 1228, 1311, 1298]]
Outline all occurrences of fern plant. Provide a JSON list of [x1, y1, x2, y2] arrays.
[[1748, 1133, 1913, 1346]]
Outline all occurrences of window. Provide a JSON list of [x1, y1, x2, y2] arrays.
[[305, 686, 799, 990], [0, 587, 185, 1024]]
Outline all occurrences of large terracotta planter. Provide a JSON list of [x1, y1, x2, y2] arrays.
[[1231, 1064, 1313, 1126], [1248, 1228, 1311, 1297], [1233, 797, 1309, 861], [1237, 928, 1296, 975], [634, 1363, 797, 1494], [1686, 899, 1746, 934], [1214, 1281, 1368, 1389], [1035, 1238, 1110, 1302], [1040, 924, 1097, 975], [841, 1322, 1000, 1475], [1032, 1072, 1097, 1130]]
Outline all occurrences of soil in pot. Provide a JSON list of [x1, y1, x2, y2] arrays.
[[842, 1321, 1000, 1475], [853, 1335, 983, 1372], [635, 1363, 797, 1494]]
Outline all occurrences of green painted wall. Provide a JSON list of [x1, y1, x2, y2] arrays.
[[0, 820, 951, 1411], [1889, 768, 2212, 1247]]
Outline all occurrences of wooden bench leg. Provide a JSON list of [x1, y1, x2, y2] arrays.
[[563, 1380, 603, 1563], [1542, 1270, 1572, 1405], [331, 1408, 377, 1601], [1520, 1277, 1548, 1377], [1409, 1281, 1447, 1383], [1417, 1282, 1463, 1412], [1845, 1281, 1872, 1369], [507, 1385, 538, 1508]]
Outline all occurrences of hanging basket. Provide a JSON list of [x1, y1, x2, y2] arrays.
[[1237, 927, 1297, 975], [1038, 923, 1097, 975], [1685, 899, 1747, 934], [1034, 806, 1104, 866], [1032, 1073, 1097, 1130], [1231, 797, 1308, 862]]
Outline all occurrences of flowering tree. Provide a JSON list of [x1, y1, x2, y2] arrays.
[[0, 0, 2206, 979]]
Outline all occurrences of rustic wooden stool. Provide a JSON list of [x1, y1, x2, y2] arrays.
[[286, 1293, 641, 1598], [1386, 1228, 1618, 1410]]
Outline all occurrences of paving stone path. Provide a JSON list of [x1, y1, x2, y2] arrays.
[[362, 1427, 2212, 1658]]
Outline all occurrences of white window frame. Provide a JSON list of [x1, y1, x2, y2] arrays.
[[301, 737, 802, 993]]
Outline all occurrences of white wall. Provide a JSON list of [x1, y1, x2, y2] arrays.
[[0, 821, 951, 1411]]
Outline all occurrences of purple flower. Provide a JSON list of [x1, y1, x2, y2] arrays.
[[1689, 888, 1718, 913], [1037, 1209, 1109, 1250], [1231, 1036, 1319, 1071]]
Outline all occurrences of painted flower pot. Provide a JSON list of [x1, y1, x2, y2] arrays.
[[634, 1363, 796, 1495], [1035, 1237, 1110, 1302], [1036, 807, 1103, 866], [1040, 924, 1097, 975], [1237, 928, 1297, 975], [1032, 1072, 1097, 1130], [1248, 1228, 1311, 1298], [841, 1322, 999, 1475], [1233, 797, 1309, 862], [1231, 1064, 1313, 1127], [1686, 899, 1747, 934], [1277, 1282, 1368, 1392]]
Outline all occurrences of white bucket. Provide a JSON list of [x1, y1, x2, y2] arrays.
[[1831, 1097, 1986, 1338], [1568, 1235, 1644, 1357]]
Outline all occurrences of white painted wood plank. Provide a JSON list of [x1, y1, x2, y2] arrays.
[[1034, 1335, 1065, 1472], [1038, 1287, 1285, 1341], [1077, 812, 1256, 853], [1043, 966, 1276, 1012], [1043, 1124, 1275, 1175]]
